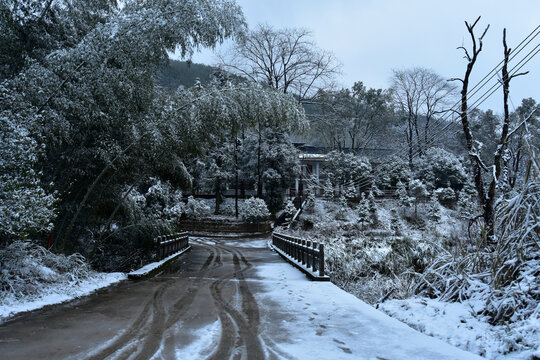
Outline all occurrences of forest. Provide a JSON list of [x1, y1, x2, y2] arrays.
[[0, 1, 538, 359]]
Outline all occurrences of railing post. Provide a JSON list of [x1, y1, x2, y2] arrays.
[[301, 240, 306, 265], [306, 241, 311, 268], [318, 243, 325, 277], [312, 242, 317, 272]]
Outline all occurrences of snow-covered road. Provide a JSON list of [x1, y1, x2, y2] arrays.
[[0, 237, 482, 359]]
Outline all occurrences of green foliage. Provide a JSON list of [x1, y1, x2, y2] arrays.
[[239, 197, 270, 223], [324, 150, 372, 190], [427, 193, 441, 224], [396, 181, 412, 210], [374, 156, 411, 191], [0, 0, 245, 257], [414, 147, 468, 192], [357, 192, 369, 228]]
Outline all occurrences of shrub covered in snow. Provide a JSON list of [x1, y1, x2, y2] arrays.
[[239, 197, 270, 223], [283, 200, 297, 218], [413, 179, 540, 358], [414, 147, 468, 192], [184, 196, 211, 219], [324, 150, 372, 191], [0, 241, 92, 300], [436, 187, 456, 207], [374, 156, 411, 191]]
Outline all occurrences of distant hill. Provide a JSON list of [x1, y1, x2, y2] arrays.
[[157, 60, 218, 92]]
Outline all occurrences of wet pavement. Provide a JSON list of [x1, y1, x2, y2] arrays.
[[0, 237, 482, 360]]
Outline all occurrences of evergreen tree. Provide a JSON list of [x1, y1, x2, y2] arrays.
[[358, 192, 370, 229], [427, 193, 441, 224], [323, 178, 334, 199], [396, 181, 412, 215], [367, 190, 378, 225]]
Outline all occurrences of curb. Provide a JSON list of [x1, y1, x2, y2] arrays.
[[128, 246, 191, 280]]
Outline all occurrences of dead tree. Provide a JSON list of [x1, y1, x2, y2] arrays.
[[451, 17, 528, 243]]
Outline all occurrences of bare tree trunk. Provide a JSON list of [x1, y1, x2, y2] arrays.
[[485, 29, 529, 240], [215, 176, 221, 215], [234, 135, 239, 217], [452, 17, 490, 242], [407, 115, 414, 170], [257, 125, 263, 198]]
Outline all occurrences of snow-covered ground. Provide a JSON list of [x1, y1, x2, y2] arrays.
[[255, 257, 484, 360], [0, 272, 125, 323], [380, 298, 540, 360]]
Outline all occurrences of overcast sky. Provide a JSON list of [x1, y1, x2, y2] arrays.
[[188, 0, 540, 113]]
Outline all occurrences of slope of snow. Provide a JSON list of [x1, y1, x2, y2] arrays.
[[255, 259, 483, 360], [0, 272, 126, 323], [380, 297, 540, 360]]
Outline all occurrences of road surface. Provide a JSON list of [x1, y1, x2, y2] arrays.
[[0, 237, 482, 360]]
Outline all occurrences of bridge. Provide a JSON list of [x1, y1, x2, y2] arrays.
[[0, 236, 482, 360]]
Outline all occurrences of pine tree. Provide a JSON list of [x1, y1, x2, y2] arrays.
[[367, 190, 378, 225], [335, 195, 349, 221], [396, 181, 412, 215], [284, 199, 297, 218], [390, 209, 401, 236], [344, 183, 358, 201], [427, 193, 441, 224], [324, 178, 334, 199], [358, 192, 370, 229]]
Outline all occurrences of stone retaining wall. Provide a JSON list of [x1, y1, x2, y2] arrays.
[[177, 219, 272, 233]]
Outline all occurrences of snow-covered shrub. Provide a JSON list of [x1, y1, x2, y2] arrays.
[[303, 192, 316, 214], [283, 200, 297, 218], [324, 151, 372, 190], [184, 196, 211, 219], [374, 156, 411, 191], [414, 177, 540, 356], [436, 187, 456, 207], [334, 195, 350, 221], [125, 178, 184, 223], [414, 147, 468, 192], [0, 241, 92, 300], [239, 197, 270, 223]]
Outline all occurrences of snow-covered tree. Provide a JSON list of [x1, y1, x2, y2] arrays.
[[374, 156, 411, 192], [324, 151, 372, 193], [0, 85, 57, 241], [219, 24, 340, 102], [323, 178, 335, 199], [335, 195, 349, 221], [409, 179, 428, 218], [427, 193, 441, 224], [311, 82, 393, 151], [1, 0, 245, 251], [239, 197, 270, 223], [367, 190, 378, 225], [396, 181, 412, 214], [344, 183, 358, 201], [414, 147, 468, 192], [357, 192, 370, 229], [284, 200, 297, 218]]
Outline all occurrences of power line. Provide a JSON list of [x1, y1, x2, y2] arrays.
[[319, 32, 540, 192]]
